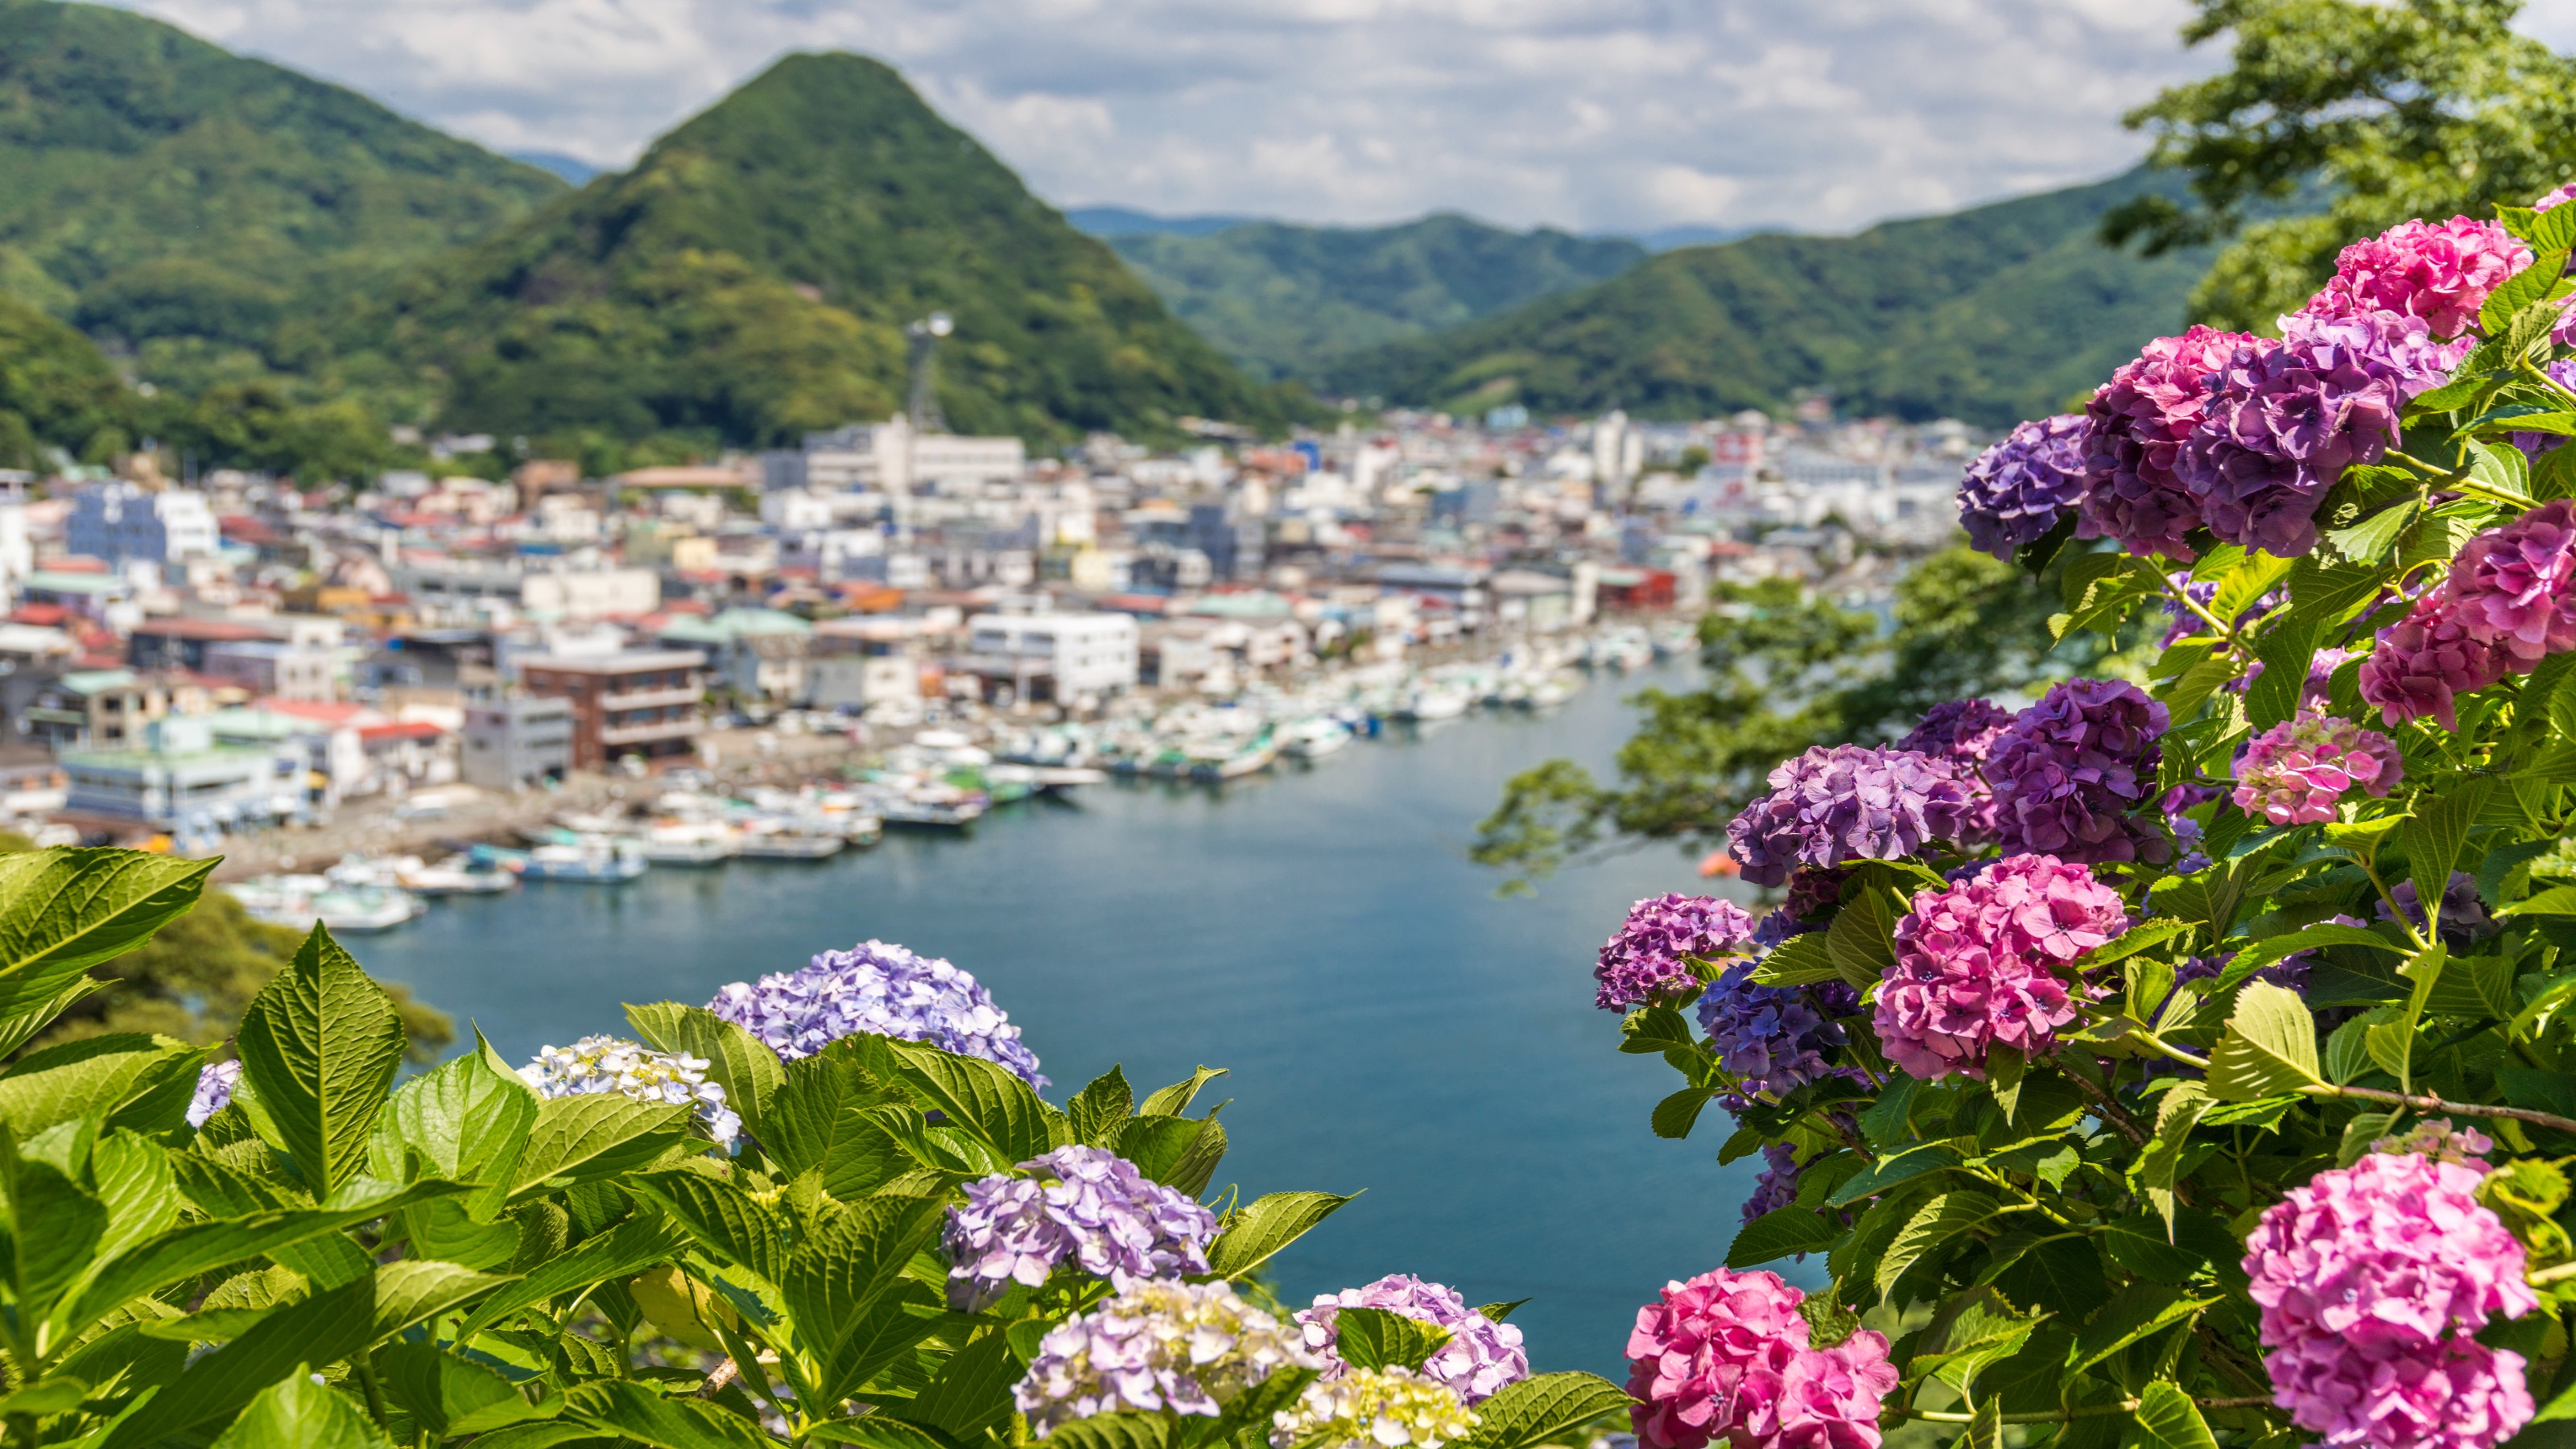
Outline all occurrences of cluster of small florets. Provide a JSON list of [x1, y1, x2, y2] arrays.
[[708, 938, 1046, 1088], [2243, 1151, 2537, 1449], [941, 1145, 1219, 1311], [1986, 679, 2171, 864], [2079, 324, 2253, 559], [1270, 1367, 1479, 1449], [1724, 745, 1977, 887], [1297, 1275, 1529, 1404], [1873, 854, 2126, 1082], [1594, 895, 1758, 1012], [187, 1059, 242, 1129], [518, 1036, 740, 1147], [1895, 699, 2017, 834], [1624, 1269, 1897, 1449], [2372, 1119, 2496, 1166], [1957, 414, 2092, 558], [1695, 966, 1852, 1098], [2232, 708, 2405, 825], [1015, 1281, 1319, 1437], [2362, 501, 2576, 729], [1739, 1143, 1802, 1226], [2305, 217, 2531, 338]]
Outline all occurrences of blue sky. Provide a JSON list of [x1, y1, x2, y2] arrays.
[[100, 0, 2576, 236]]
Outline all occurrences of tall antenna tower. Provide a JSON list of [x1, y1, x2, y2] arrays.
[[906, 313, 952, 433]]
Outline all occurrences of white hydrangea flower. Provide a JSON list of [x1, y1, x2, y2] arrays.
[[518, 1034, 740, 1147]]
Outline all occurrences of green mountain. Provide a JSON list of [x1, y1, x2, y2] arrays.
[[0, 0, 566, 390], [362, 53, 1291, 447], [1104, 216, 1645, 382], [1323, 170, 2213, 427], [0, 292, 125, 469]]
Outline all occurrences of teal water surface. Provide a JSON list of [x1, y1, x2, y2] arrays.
[[352, 664, 1773, 1377]]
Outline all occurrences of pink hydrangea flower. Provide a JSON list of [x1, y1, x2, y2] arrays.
[[2080, 325, 2255, 559], [2537, 183, 2576, 211], [1596, 894, 1759, 1012], [2245, 1151, 2535, 1354], [2448, 500, 2576, 667], [2306, 217, 2533, 338], [1624, 1270, 1893, 1449], [2359, 595, 2508, 730], [1871, 856, 2124, 1081], [2263, 1333, 2532, 1449], [2231, 708, 2405, 824]]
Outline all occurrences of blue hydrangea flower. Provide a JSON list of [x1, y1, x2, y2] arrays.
[[709, 938, 1046, 1088], [942, 1145, 1218, 1311]]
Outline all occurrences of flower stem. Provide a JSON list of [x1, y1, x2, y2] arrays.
[[1898, 1396, 2273, 1424], [2306, 1082, 2576, 1134]]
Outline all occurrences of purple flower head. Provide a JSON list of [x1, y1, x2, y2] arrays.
[[1017, 1281, 1319, 1435], [2233, 708, 2405, 825], [188, 1060, 240, 1129], [2160, 572, 2287, 648], [2447, 500, 2576, 667], [2376, 872, 2497, 950], [1298, 1275, 1530, 1405], [1957, 415, 2094, 559], [2359, 592, 2509, 730], [1873, 854, 2128, 1081], [2177, 315, 2427, 557], [1724, 745, 1978, 887], [2080, 325, 2254, 559], [1596, 894, 1759, 1012], [2539, 184, 2576, 212], [1740, 1143, 1802, 1225], [1695, 965, 1851, 1097], [1987, 679, 2171, 865], [709, 938, 1045, 1089], [943, 1145, 1219, 1311], [1897, 700, 2017, 764], [2306, 217, 2533, 339]]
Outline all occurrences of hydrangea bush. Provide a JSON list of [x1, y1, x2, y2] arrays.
[[0, 846, 1627, 1447], [1596, 196, 2576, 1449]]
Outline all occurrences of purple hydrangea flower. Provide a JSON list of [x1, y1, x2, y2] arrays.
[[1298, 1275, 1530, 1404], [2081, 325, 2256, 560], [188, 1060, 240, 1129], [1017, 1281, 1318, 1435], [1724, 745, 1978, 887], [1595, 894, 1759, 1012], [943, 1145, 1219, 1311], [1695, 965, 1852, 1097], [2447, 499, 2576, 668], [2176, 313, 2442, 557], [2377, 872, 2497, 950], [710, 939, 1045, 1089], [1957, 415, 2093, 559], [2360, 592, 2509, 730], [1897, 700, 2017, 762], [1987, 679, 2171, 865], [1740, 1143, 1802, 1226]]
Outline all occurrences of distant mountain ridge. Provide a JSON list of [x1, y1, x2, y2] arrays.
[[1106, 215, 1648, 382], [1323, 170, 2214, 427]]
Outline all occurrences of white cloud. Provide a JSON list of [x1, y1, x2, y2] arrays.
[[108, 0, 2245, 233]]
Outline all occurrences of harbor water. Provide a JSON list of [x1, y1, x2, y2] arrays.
[[350, 663, 1776, 1377]]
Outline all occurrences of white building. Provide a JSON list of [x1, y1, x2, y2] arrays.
[[200, 641, 338, 701], [65, 483, 217, 566], [967, 613, 1139, 699], [767, 415, 1026, 496]]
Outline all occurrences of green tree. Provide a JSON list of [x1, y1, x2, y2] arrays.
[[0, 291, 129, 468], [2107, 0, 2576, 329], [1473, 545, 2098, 887]]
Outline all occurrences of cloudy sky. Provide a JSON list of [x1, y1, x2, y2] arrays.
[[97, 1, 2576, 237]]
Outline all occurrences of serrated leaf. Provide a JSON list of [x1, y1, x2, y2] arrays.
[[94, 1275, 380, 1449], [2205, 982, 2324, 1102], [1827, 1141, 1961, 1207], [236, 924, 404, 1198], [563, 1378, 774, 1447], [2404, 782, 2493, 938], [382, 1034, 539, 1189], [1209, 1191, 1352, 1278], [2128, 1381, 2219, 1449], [1016, 1414, 1171, 1449], [1333, 1306, 1453, 1373], [0, 1033, 199, 1140], [374, 1340, 530, 1439], [509, 1093, 693, 1195], [208, 1373, 394, 1449], [1727, 1205, 1839, 1268], [1113, 1112, 1227, 1195], [1876, 1191, 1997, 1299], [1652, 1087, 1712, 1140], [1751, 931, 1839, 985], [2139, 1082, 2209, 1235], [1067, 1066, 1133, 1146], [2071, 1286, 2209, 1375], [455, 1209, 691, 1339], [1458, 1372, 1635, 1449], [625, 1002, 786, 1143], [766, 1044, 923, 1200], [630, 1172, 786, 1282], [1138, 1066, 1226, 1117], [893, 1041, 1059, 1162], [1826, 887, 1901, 989], [0, 848, 212, 1043]]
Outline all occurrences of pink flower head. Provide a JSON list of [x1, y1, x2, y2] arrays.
[[2306, 217, 2533, 339], [1625, 1269, 1810, 1449], [1872, 856, 2123, 1081], [2231, 708, 2405, 824], [1595, 894, 1759, 1012], [1736, 1331, 1898, 1449], [2447, 500, 2576, 667], [2079, 325, 2254, 559], [2264, 1332, 2531, 1449], [2244, 1151, 2536, 1357], [2537, 183, 2576, 212], [2359, 595, 2509, 730]]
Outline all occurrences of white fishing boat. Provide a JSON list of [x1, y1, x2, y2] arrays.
[[522, 840, 647, 882], [881, 794, 986, 830], [1281, 716, 1352, 759], [396, 857, 518, 895], [1395, 685, 1471, 721], [1189, 732, 1278, 782], [638, 820, 740, 865], [309, 886, 423, 933], [1030, 766, 1108, 790], [734, 828, 844, 861]]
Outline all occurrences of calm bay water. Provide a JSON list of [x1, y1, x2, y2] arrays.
[[353, 663, 1780, 1376]]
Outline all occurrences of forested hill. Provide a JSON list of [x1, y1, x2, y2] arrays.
[[1319, 170, 2215, 427], [358, 53, 1295, 447], [1104, 216, 1646, 382], [0, 0, 566, 390]]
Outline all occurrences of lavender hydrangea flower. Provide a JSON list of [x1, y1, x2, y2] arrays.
[[2081, 325, 2254, 559], [1017, 1281, 1318, 1436], [1725, 745, 1977, 887], [519, 1036, 740, 1148], [1695, 965, 1852, 1097], [1898, 700, 2017, 837], [709, 938, 1045, 1089], [1298, 1275, 1530, 1404], [188, 1060, 241, 1129], [1987, 679, 2171, 865], [2377, 872, 2497, 949], [1740, 1143, 1802, 1225], [1595, 895, 1758, 1012], [1957, 415, 2092, 559], [943, 1145, 1219, 1311]]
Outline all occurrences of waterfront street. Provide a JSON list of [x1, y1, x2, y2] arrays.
[[350, 661, 1777, 1377]]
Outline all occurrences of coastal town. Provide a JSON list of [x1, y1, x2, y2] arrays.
[[0, 393, 1981, 926]]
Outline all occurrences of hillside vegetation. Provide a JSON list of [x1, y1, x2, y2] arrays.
[[1106, 216, 1645, 381], [357, 53, 1295, 448], [1323, 171, 2214, 427]]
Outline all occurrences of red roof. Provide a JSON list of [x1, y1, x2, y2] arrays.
[[35, 555, 108, 574], [218, 515, 281, 546], [254, 698, 376, 726], [358, 720, 446, 742], [8, 605, 68, 626]]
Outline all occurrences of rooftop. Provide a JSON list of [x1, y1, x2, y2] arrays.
[[517, 650, 708, 675]]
